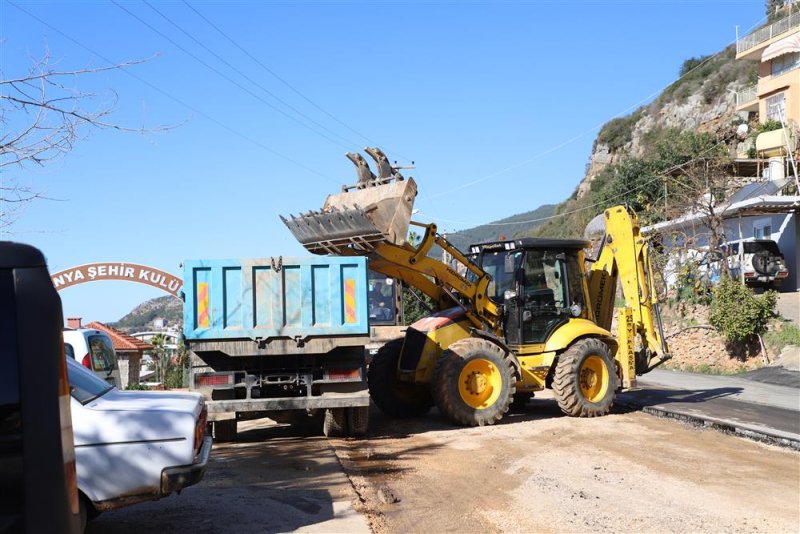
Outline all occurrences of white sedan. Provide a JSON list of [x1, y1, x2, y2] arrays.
[[66, 358, 211, 530]]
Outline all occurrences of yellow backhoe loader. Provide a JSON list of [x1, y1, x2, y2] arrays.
[[282, 148, 670, 426]]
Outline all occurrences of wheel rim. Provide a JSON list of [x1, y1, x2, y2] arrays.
[[579, 355, 609, 403], [458, 358, 503, 409]]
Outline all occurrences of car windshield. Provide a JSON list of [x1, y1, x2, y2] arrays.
[[88, 335, 116, 372], [66, 358, 113, 404], [744, 241, 781, 255]]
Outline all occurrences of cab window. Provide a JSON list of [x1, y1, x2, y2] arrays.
[[482, 250, 523, 302]]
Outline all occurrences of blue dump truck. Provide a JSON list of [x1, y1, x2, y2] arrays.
[[183, 256, 371, 440]]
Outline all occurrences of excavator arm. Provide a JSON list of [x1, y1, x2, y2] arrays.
[[587, 206, 670, 388]]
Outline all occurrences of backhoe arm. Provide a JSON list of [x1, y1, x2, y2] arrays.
[[588, 206, 670, 388]]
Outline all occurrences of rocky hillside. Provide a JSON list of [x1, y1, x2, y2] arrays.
[[531, 43, 758, 239], [111, 295, 182, 333]]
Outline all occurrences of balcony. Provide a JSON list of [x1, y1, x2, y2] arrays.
[[735, 84, 759, 111], [737, 11, 800, 57]]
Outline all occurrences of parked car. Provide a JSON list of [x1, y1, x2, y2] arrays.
[[63, 327, 122, 387], [728, 239, 789, 289], [67, 358, 211, 530]]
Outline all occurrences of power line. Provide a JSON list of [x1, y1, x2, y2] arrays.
[[421, 14, 769, 202], [7, 1, 337, 184], [143, 0, 365, 151], [181, 0, 409, 162], [111, 0, 354, 151], [417, 137, 733, 227]]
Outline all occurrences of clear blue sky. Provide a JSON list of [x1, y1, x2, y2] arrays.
[[2, 0, 765, 322]]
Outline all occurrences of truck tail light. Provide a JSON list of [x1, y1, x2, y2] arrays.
[[195, 372, 233, 387], [744, 272, 756, 278], [325, 368, 361, 381], [776, 271, 788, 278], [81, 353, 93, 370]]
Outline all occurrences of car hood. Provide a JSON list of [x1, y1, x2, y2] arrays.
[[86, 389, 203, 417]]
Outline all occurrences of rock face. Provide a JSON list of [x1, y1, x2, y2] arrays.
[[575, 84, 742, 200]]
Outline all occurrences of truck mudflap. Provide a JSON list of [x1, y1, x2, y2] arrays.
[[205, 390, 370, 414]]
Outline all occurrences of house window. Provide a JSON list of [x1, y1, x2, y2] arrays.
[[766, 92, 786, 122], [771, 52, 800, 76], [754, 218, 773, 239]]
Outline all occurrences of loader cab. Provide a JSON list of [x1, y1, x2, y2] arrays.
[[470, 238, 591, 346]]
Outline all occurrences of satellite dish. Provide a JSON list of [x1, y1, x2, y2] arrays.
[[736, 123, 749, 140]]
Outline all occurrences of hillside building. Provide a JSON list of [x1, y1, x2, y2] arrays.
[[651, 9, 800, 292]]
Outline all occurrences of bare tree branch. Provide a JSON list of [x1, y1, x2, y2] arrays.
[[1, 50, 174, 230]]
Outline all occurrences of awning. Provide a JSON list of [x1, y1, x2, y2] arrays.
[[761, 33, 800, 62]]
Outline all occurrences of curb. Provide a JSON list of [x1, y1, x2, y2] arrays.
[[616, 397, 800, 451]]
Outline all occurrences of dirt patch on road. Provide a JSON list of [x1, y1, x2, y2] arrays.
[[333, 394, 800, 533]]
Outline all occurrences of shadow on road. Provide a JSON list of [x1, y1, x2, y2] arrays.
[[618, 386, 744, 408], [87, 419, 363, 533]]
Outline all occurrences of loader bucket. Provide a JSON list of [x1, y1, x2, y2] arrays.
[[282, 177, 418, 255]]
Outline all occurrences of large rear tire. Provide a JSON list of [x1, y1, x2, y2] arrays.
[[432, 338, 515, 426], [552, 338, 617, 417], [347, 406, 369, 437], [368, 338, 433, 418]]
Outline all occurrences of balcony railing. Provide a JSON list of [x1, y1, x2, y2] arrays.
[[737, 11, 800, 55], [735, 84, 758, 107]]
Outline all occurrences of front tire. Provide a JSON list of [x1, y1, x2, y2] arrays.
[[432, 338, 515, 426], [552, 338, 617, 417], [368, 338, 433, 418]]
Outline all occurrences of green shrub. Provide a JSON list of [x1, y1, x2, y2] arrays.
[[764, 322, 800, 353], [672, 262, 713, 306], [709, 279, 776, 343], [596, 109, 643, 152], [126, 382, 150, 391]]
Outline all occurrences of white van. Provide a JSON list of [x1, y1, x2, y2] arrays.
[[63, 328, 122, 387]]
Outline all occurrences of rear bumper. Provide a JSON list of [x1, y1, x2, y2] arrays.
[[160, 436, 212, 495], [204, 390, 370, 414]]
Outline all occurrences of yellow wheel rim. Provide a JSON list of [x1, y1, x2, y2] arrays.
[[579, 355, 609, 403], [458, 358, 503, 409]]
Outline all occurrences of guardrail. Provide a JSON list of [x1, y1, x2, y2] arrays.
[[737, 11, 800, 55], [735, 84, 758, 107]]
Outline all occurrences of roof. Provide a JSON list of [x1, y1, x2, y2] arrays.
[[84, 321, 154, 352], [644, 194, 800, 234]]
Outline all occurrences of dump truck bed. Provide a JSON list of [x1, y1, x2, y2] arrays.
[[183, 256, 370, 343]]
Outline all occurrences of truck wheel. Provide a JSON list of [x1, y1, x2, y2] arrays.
[[323, 408, 347, 437], [432, 337, 515, 426], [347, 406, 369, 437], [368, 338, 433, 418], [552, 338, 618, 417], [213, 419, 237, 442]]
